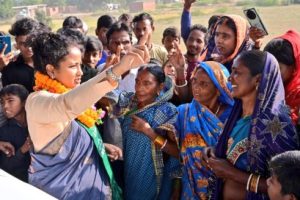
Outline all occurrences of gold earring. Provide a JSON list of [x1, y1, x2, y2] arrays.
[[255, 85, 258, 91]]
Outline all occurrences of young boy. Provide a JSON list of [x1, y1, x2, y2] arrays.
[[0, 84, 31, 182], [95, 15, 116, 65], [267, 151, 300, 200], [82, 36, 103, 82], [162, 26, 181, 53]]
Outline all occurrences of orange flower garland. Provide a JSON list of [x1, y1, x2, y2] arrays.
[[34, 71, 105, 128]]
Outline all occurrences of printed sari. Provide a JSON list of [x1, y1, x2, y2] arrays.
[[175, 61, 234, 199], [111, 77, 180, 200], [278, 30, 300, 124], [211, 52, 299, 200]]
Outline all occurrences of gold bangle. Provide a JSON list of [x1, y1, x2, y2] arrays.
[[255, 175, 261, 193], [154, 135, 166, 147], [246, 173, 253, 191], [250, 174, 259, 193], [160, 139, 168, 150]]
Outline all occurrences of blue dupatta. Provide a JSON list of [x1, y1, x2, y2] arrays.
[[212, 52, 299, 200], [175, 61, 234, 199]]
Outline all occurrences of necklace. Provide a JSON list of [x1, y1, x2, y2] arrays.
[[34, 72, 105, 128], [214, 103, 221, 115]]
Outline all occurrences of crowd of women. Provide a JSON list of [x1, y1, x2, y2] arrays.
[[0, 1, 300, 200]]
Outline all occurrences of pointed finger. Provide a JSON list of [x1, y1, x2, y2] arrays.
[[116, 45, 122, 58]]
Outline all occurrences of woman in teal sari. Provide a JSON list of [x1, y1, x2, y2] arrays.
[[175, 61, 234, 199], [105, 64, 180, 199]]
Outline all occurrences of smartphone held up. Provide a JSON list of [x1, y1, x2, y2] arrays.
[[243, 8, 268, 36]]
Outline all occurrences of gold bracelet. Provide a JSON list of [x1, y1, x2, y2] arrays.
[[153, 135, 166, 147]]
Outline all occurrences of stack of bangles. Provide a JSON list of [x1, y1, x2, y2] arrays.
[[246, 173, 261, 193], [153, 135, 168, 150]]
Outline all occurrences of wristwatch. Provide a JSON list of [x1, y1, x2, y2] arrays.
[[106, 67, 121, 82]]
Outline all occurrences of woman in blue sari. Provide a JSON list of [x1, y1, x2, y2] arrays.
[[203, 50, 299, 200], [106, 64, 180, 200], [175, 61, 234, 199]]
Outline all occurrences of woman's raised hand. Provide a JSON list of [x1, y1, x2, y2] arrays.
[[249, 27, 265, 49], [122, 45, 150, 69], [168, 42, 187, 82], [168, 42, 186, 70]]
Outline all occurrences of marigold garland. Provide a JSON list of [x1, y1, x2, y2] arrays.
[[34, 71, 105, 128]]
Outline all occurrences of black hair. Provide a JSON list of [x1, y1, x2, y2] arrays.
[[62, 16, 83, 30], [0, 84, 29, 102], [236, 50, 266, 76], [149, 58, 162, 66], [190, 24, 207, 34], [163, 26, 180, 39], [138, 63, 165, 84], [264, 38, 295, 66], [269, 151, 300, 199], [118, 13, 132, 23], [85, 35, 103, 53], [29, 32, 80, 74], [9, 18, 41, 36], [132, 12, 154, 26], [208, 15, 221, 30], [58, 28, 85, 53], [106, 22, 132, 42], [216, 16, 237, 38], [188, 24, 208, 44], [96, 15, 116, 30]]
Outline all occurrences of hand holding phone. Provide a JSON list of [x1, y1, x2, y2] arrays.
[[243, 8, 268, 36]]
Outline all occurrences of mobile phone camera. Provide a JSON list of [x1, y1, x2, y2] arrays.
[[246, 10, 257, 20]]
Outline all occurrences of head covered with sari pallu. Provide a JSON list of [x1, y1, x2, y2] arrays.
[[279, 30, 300, 123], [211, 52, 299, 200], [204, 14, 251, 72], [175, 61, 234, 199]]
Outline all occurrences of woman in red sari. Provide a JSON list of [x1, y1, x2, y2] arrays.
[[264, 30, 300, 124]]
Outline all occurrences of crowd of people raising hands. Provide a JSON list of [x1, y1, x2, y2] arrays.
[[0, 0, 299, 199]]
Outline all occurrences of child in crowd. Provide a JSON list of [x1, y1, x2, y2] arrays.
[[62, 16, 84, 34], [0, 84, 31, 182], [267, 151, 300, 200], [162, 26, 181, 53], [81, 35, 103, 82], [95, 15, 117, 65]]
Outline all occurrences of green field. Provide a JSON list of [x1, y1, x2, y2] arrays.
[[1, 3, 300, 48]]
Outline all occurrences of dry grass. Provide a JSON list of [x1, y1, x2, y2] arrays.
[[1, 4, 300, 49]]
